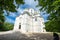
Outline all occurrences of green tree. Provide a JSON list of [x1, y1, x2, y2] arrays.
[[0, 11, 5, 31], [38, 0, 60, 32], [0, 0, 24, 31], [3, 22, 14, 31]]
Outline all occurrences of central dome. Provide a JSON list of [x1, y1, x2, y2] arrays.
[[22, 8, 39, 16]]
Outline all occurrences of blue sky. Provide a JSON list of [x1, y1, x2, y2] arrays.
[[4, 0, 49, 24]]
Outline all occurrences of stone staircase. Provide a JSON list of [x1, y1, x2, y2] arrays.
[[0, 31, 60, 40]]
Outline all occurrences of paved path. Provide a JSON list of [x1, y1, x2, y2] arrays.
[[0, 31, 56, 40]]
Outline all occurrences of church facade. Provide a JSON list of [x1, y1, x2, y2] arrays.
[[13, 8, 46, 33]]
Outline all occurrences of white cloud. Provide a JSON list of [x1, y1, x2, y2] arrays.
[[17, 8, 24, 13], [9, 12, 17, 18], [16, 0, 40, 14], [5, 17, 15, 23], [24, 0, 38, 6], [5, 0, 48, 23], [24, 0, 39, 10]]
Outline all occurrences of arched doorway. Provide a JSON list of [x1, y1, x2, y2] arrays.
[[19, 23, 21, 29]]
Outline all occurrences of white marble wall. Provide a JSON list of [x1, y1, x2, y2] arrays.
[[13, 8, 46, 33]]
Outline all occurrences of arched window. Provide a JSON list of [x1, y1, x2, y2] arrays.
[[35, 18, 37, 21], [19, 23, 21, 29]]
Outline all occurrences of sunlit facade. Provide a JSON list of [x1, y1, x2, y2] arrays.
[[13, 8, 46, 33]]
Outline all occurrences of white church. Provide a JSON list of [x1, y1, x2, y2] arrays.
[[13, 8, 46, 33]]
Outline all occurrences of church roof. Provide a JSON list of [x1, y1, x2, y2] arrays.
[[16, 8, 43, 18]]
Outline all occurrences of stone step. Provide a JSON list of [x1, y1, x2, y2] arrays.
[[0, 31, 60, 40]]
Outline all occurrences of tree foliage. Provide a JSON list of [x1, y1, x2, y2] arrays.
[[0, 0, 24, 12], [3, 22, 14, 31], [0, 22, 14, 31], [38, 0, 60, 32], [0, 0, 24, 31]]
